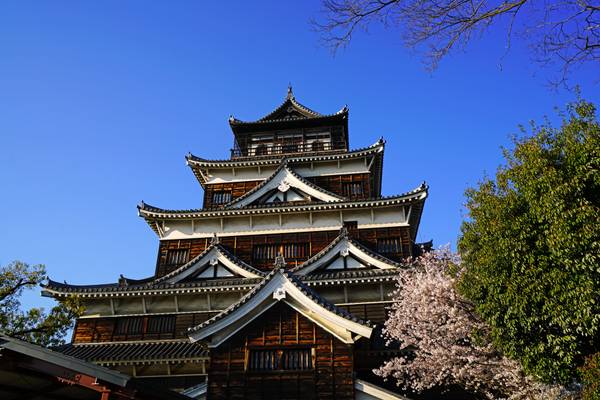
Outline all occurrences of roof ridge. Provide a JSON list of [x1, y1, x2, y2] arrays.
[[228, 88, 342, 125], [43, 276, 263, 295]]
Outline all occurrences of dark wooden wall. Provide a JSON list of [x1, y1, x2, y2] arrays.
[[72, 312, 218, 344], [337, 303, 388, 325], [207, 303, 354, 400], [202, 172, 372, 209], [305, 173, 372, 200], [155, 227, 412, 277], [203, 181, 260, 208]]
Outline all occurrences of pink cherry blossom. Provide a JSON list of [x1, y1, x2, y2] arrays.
[[375, 247, 579, 399]]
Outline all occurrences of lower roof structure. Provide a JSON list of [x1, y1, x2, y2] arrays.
[[56, 340, 208, 366], [0, 335, 191, 400]]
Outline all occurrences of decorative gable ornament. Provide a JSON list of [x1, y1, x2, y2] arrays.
[[273, 287, 286, 301], [277, 180, 290, 193]]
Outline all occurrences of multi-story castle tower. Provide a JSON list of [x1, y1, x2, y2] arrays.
[[43, 88, 429, 399]]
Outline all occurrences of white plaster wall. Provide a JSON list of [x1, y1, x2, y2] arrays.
[[81, 300, 112, 316], [160, 205, 408, 240], [145, 296, 176, 313], [202, 157, 371, 184], [113, 298, 144, 314], [177, 294, 210, 312], [347, 283, 382, 302]]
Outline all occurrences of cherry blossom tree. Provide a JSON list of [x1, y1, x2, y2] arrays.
[[375, 248, 579, 399]]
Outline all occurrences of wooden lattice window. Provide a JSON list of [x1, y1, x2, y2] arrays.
[[166, 249, 189, 265], [253, 243, 309, 262], [212, 191, 232, 205], [377, 238, 401, 254], [342, 182, 363, 197], [147, 316, 176, 334], [114, 317, 143, 335], [255, 144, 269, 156], [247, 348, 313, 371], [281, 142, 298, 153], [311, 141, 324, 151]]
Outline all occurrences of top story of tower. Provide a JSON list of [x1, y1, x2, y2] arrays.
[[227, 86, 349, 159]]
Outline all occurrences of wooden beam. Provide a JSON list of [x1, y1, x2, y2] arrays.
[[109, 298, 115, 316]]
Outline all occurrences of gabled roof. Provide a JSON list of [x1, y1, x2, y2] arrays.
[[188, 259, 374, 347], [291, 228, 402, 275], [139, 183, 427, 219], [137, 183, 428, 238], [42, 237, 265, 297], [154, 239, 266, 284], [228, 86, 348, 126], [186, 138, 386, 197], [224, 164, 344, 208]]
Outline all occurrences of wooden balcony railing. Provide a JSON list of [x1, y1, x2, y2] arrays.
[[231, 141, 346, 158]]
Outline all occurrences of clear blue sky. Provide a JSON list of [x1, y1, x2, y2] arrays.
[[1, 1, 598, 310]]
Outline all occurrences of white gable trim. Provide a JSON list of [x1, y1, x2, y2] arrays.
[[160, 247, 262, 284], [355, 379, 411, 400], [227, 166, 343, 208], [189, 271, 372, 347], [294, 236, 398, 276]]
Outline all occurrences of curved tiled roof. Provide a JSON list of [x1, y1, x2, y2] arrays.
[[43, 276, 262, 297], [301, 268, 400, 283], [56, 340, 208, 365], [138, 182, 428, 219], [228, 87, 347, 126]]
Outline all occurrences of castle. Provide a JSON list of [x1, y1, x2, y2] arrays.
[[44, 88, 429, 399]]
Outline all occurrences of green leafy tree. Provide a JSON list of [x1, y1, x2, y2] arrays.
[[458, 98, 600, 384], [0, 261, 82, 347]]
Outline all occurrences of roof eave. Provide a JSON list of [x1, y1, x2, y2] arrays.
[[185, 138, 383, 172]]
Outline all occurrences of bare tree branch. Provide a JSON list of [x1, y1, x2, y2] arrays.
[[314, 0, 600, 83]]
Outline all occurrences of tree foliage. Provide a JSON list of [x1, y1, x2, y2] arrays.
[[458, 98, 600, 383], [375, 248, 575, 399], [314, 0, 600, 83], [581, 353, 600, 400], [0, 261, 82, 347]]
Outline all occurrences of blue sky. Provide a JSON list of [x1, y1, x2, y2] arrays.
[[1, 1, 598, 310]]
